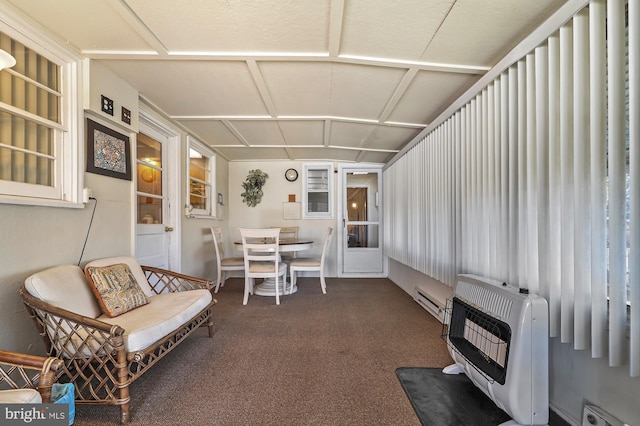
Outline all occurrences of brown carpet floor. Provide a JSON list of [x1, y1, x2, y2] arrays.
[[73, 277, 453, 425]]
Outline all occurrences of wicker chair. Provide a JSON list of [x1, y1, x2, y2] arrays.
[[20, 256, 216, 424], [0, 349, 63, 404]]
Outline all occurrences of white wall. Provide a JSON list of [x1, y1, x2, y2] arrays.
[[228, 161, 338, 277], [388, 259, 640, 426]]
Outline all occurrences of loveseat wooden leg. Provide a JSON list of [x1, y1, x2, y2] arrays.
[[120, 405, 130, 424], [115, 339, 131, 424]]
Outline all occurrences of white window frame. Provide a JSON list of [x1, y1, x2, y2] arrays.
[[0, 12, 83, 208], [302, 162, 334, 219], [186, 135, 216, 218]]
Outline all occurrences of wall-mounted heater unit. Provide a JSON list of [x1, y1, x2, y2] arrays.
[[442, 274, 549, 426]]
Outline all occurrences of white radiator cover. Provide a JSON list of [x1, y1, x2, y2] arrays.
[[444, 274, 549, 425], [414, 287, 445, 322]]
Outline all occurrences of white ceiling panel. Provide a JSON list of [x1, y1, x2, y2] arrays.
[[278, 121, 325, 146], [288, 147, 360, 162], [259, 62, 333, 116], [214, 147, 291, 161], [359, 151, 396, 164], [103, 60, 268, 116], [421, 0, 566, 66], [127, 0, 331, 53], [176, 120, 245, 147], [0, 0, 571, 163], [330, 121, 378, 148], [389, 70, 480, 124], [230, 121, 287, 146], [329, 63, 407, 119], [6, 0, 152, 52], [365, 126, 423, 151], [340, 0, 455, 61]]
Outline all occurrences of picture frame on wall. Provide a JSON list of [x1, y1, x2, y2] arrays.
[[86, 118, 132, 181]]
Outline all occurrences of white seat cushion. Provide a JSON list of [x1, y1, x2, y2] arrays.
[[0, 389, 42, 403], [289, 258, 320, 267], [221, 257, 244, 267], [98, 289, 212, 352], [248, 261, 287, 273], [25, 265, 102, 319]]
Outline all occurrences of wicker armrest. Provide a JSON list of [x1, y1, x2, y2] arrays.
[[20, 286, 126, 359], [0, 349, 63, 403], [141, 265, 213, 294]]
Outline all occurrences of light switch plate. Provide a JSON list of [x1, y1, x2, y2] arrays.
[[121, 106, 131, 124]]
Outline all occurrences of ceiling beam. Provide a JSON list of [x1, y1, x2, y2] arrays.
[[173, 115, 426, 129], [221, 121, 250, 147], [378, 67, 419, 123], [81, 51, 487, 75], [328, 0, 346, 57], [246, 60, 278, 117], [108, 0, 168, 54]]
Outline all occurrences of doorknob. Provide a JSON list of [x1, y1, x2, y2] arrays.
[[165, 226, 174, 232]]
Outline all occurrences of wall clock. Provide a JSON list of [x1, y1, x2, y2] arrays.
[[285, 168, 298, 182]]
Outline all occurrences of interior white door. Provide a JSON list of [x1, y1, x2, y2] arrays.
[[339, 166, 384, 275], [134, 113, 180, 270]]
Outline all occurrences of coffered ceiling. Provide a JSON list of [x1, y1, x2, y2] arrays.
[[3, 0, 567, 163]]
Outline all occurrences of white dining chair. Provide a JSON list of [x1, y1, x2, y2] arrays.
[[289, 227, 333, 294], [211, 227, 245, 293], [240, 228, 288, 305], [271, 226, 299, 260]]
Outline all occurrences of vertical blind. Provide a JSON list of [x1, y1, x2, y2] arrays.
[[384, 0, 638, 376]]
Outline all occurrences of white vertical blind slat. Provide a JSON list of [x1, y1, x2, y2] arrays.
[[526, 53, 540, 295], [607, 0, 627, 367], [548, 32, 562, 338], [508, 66, 519, 286], [499, 73, 510, 283], [518, 60, 528, 289], [629, 1, 640, 377], [629, 0, 640, 377], [470, 98, 478, 274], [560, 21, 575, 343], [485, 82, 500, 276], [573, 8, 591, 350], [536, 44, 551, 307], [589, 0, 607, 359]]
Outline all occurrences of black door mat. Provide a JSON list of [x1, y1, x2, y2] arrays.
[[396, 367, 513, 426]]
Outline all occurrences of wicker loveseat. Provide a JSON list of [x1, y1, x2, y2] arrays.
[[0, 349, 63, 404], [20, 256, 216, 424]]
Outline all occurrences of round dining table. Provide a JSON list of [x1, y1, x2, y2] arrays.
[[234, 239, 313, 296]]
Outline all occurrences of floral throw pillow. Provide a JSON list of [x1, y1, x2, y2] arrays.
[[85, 263, 148, 317]]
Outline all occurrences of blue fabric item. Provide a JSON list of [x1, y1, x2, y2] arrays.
[[52, 383, 75, 425]]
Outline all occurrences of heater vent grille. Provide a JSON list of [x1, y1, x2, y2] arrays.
[[456, 280, 512, 320]]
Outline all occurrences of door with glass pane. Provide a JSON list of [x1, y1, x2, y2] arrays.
[[340, 167, 383, 274], [135, 132, 170, 268]]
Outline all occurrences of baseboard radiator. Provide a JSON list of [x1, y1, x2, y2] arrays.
[[414, 287, 444, 323]]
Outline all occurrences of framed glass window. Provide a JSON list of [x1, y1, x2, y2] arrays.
[[187, 136, 216, 217], [0, 30, 81, 206], [303, 162, 334, 219]]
